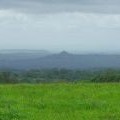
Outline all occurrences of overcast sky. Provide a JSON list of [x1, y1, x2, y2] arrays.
[[0, 0, 120, 53]]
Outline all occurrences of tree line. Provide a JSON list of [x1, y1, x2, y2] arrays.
[[0, 69, 120, 83]]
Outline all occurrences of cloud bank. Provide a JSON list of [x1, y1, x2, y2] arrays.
[[0, 0, 120, 14]]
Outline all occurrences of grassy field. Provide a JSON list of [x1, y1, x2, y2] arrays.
[[0, 83, 120, 120]]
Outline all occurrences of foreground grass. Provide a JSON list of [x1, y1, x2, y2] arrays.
[[0, 83, 120, 120]]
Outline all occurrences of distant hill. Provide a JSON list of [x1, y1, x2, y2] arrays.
[[0, 49, 50, 60], [0, 50, 120, 70]]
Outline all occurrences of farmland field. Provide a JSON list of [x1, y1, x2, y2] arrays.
[[0, 83, 120, 120]]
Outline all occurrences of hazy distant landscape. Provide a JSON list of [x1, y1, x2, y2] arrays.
[[1, 49, 120, 84], [1, 49, 120, 70]]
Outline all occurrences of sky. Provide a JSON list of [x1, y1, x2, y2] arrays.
[[0, 0, 120, 53]]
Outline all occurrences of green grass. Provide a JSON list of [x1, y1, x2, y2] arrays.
[[0, 83, 120, 120]]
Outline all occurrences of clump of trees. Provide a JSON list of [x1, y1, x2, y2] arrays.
[[0, 71, 19, 83], [91, 69, 120, 82]]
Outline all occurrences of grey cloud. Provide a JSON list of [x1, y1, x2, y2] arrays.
[[5, 0, 120, 5], [0, 0, 120, 14]]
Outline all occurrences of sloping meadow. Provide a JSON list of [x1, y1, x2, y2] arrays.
[[0, 83, 120, 120]]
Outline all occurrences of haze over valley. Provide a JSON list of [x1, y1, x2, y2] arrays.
[[0, 49, 120, 70]]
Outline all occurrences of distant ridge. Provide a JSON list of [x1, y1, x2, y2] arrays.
[[0, 50, 120, 70], [0, 49, 50, 61], [0, 49, 50, 54]]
